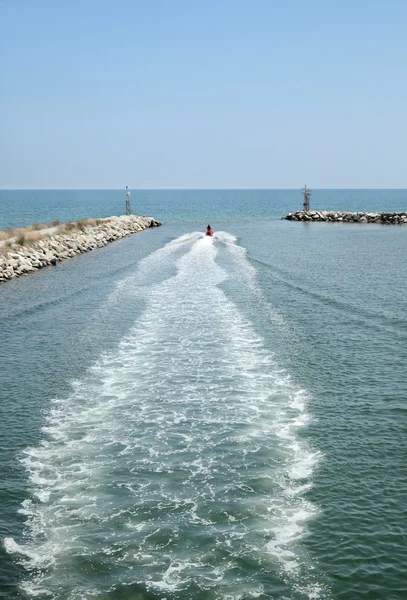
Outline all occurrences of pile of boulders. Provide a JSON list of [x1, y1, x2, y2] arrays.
[[282, 210, 407, 224], [0, 215, 161, 283]]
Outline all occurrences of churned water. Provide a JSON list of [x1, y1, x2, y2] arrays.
[[1, 191, 407, 600]]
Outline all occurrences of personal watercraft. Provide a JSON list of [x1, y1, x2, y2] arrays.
[[205, 225, 214, 237]]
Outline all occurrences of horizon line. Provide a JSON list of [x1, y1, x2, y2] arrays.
[[1, 187, 407, 192]]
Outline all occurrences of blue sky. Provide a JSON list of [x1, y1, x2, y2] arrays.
[[1, 0, 406, 189]]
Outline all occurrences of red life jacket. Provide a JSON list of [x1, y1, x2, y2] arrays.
[[206, 229, 214, 236]]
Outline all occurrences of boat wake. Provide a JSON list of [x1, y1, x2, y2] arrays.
[[4, 233, 327, 599]]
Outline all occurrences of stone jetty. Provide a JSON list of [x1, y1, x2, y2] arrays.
[[282, 210, 407, 224], [0, 215, 161, 283]]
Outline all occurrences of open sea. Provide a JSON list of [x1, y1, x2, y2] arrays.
[[0, 190, 406, 600]]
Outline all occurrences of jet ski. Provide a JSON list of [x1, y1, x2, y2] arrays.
[[205, 225, 214, 237]]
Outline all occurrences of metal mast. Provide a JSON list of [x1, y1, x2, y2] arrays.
[[125, 186, 131, 215], [301, 184, 312, 212]]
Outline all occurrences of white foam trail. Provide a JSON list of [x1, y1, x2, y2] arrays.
[[216, 231, 287, 327], [5, 233, 327, 599], [112, 231, 203, 299]]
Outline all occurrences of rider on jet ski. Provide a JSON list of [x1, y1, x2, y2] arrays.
[[206, 224, 214, 236]]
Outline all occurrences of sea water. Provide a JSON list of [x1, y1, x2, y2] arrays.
[[1, 191, 407, 599]]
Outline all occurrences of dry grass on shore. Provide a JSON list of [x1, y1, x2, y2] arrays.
[[0, 218, 112, 257], [58, 218, 106, 235], [0, 223, 50, 241], [0, 231, 45, 255], [0, 218, 109, 243]]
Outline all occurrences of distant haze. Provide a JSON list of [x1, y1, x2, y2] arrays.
[[1, 0, 406, 189]]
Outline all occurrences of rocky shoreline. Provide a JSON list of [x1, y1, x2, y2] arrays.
[[0, 215, 161, 283], [282, 210, 407, 224]]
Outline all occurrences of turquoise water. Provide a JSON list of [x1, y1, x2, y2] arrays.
[[1, 189, 407, 229], [1, 191, 407, 599]]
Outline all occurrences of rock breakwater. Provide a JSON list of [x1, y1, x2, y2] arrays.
[[282, 210, 407, 224], [0, 215, 161, 283]]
